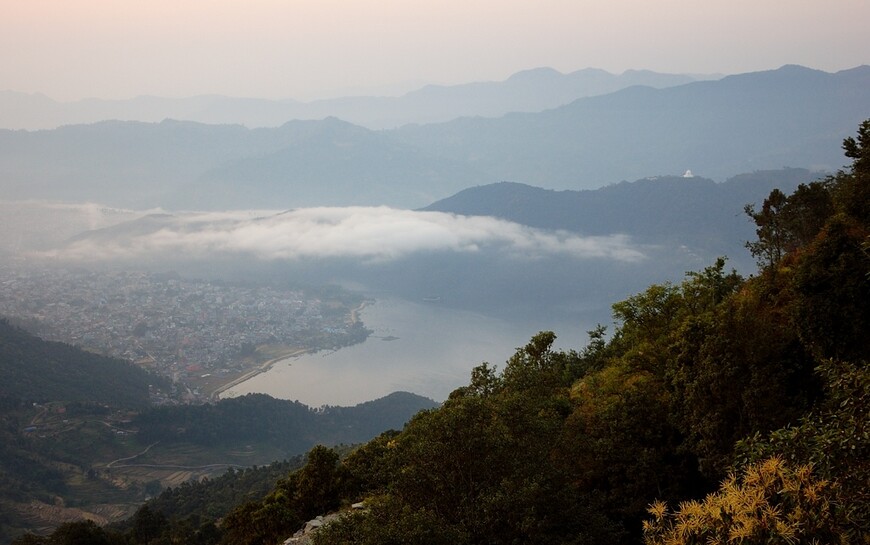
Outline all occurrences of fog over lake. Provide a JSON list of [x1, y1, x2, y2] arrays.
[[222, 296, 591, 406]]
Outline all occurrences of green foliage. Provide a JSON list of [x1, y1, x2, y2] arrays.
[[338, 430, 400, 502], [842, 118, 870, 179], [642, 119, 870, 545], [605, 256, 815, 478], [316, 333, 629, 545], [289, 445, 344, 518], [559, 361, 704, 520], [295, 124, 870, 542], [734, 360, 869, 543], [12, 520, 116, 545], [220, 445, 347, 545], [141, 457, 304, 523], [24, 119, 870, 545], [0, 388, 431, 541], [744, 181, 833, 269], [131, 505, 167, 544], [744, 188, 790, 267], [669, 283, 818, 476], [836, 123, 870, 222], [743, 121, 869, 362], [608, 258, 742, 381], [0, 319, 163, 408], [0, 429, 68, 501], [314, 495, 469, 545], [134, 394, 320, 450], [792, 213, 870, 361], [133, 391, 436, 451]]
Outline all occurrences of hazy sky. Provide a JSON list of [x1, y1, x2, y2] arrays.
[[3, 0, 868, 101]]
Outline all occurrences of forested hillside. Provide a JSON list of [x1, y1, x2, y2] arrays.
[[424, 168, 814, 238], [423, 167, 818, 266], [133, 392, 439, 452], [0, 321, 436, 542], [0, 319, 168, 408], [17, 121, 869, 545]]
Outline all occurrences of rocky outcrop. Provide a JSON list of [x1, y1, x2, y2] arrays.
[[282, 503, 366, 544]]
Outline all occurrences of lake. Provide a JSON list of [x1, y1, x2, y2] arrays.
[[221, 297, 591, 406]]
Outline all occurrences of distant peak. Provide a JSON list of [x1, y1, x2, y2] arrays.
[[720, 64, 829, 84], [775, 64, 822, 74], [567, 67, 612, 76], [506, 67, 564, 81]]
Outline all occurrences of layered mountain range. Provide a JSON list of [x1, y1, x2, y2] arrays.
[[1, 65, 866, 210], [1, 67, 705, 130]]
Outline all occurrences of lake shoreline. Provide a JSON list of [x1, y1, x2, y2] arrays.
[[210, 299, 372, 400], [220, 297, 565, 407], [209, 347, 311, 400]]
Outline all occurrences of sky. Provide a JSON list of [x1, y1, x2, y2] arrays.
[[2, 0, 869, 102]]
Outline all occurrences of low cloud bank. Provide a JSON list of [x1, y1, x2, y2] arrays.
[[47, 206, 646, 263]]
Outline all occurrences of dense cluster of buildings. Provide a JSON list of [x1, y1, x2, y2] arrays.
[[0, 266, 365, 391]]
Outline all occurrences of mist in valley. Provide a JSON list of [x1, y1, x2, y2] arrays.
[[0, 199, 666, 405], [3, 3, 869, 539]]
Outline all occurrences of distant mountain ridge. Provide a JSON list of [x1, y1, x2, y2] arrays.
[[398, 65, 870, 189], [421, 167, 821, 272], [422, 168, 817, 240], [0, 65, 866, 210], [0, 67, 706, 130]]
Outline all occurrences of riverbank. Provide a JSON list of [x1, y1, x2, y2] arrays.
[[220, 297, 555, 406], [201, 300, 373, 400], [208, 347, 311, 400], [349, 299, 370, 326]]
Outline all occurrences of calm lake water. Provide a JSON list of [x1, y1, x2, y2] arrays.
[[221, 297, 590, 407]]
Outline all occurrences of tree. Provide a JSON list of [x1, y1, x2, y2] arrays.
[[669, 287, 818, 477], [558, 360, 704, 521], [10, 535, 48, 545], [339, 430, 401, 501], [788, 120, 870, 360], [46, 521, 110, 545], [837, 119, 870, 222], [501, 331, 572, 392], [219, 445, 346, 545], [317, 334, 626, 545], [842, 118, 870, 175], [131, 505, 167, 544], [744, 181, 835, 270], [313, 494, 468, 545], [220, 501, 271, 545], [792, 215, 870, 360], [744, 188, 790, 268], [290, 445, 343, 519], [734, 359, 870, 543]]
